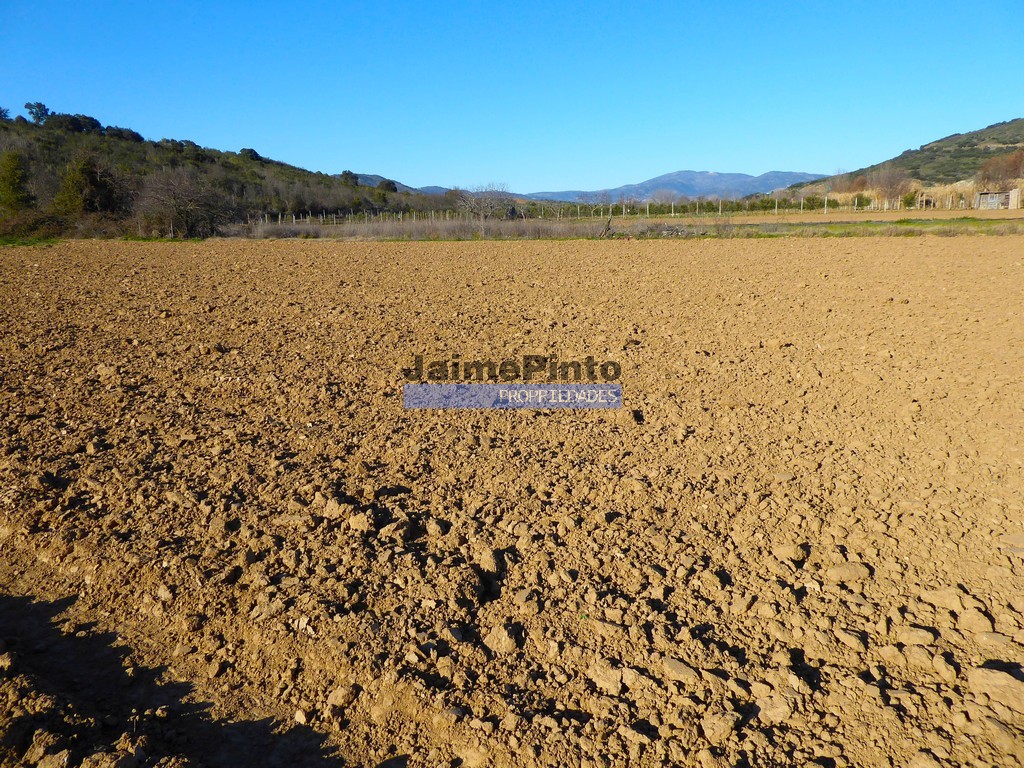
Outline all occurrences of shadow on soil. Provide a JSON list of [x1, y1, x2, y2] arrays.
[[0, 593, 342, 766]]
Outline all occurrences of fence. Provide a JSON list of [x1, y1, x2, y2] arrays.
[[244, 190, 1015, 230]]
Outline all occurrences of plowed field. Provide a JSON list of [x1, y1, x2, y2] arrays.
[[2, 238, 1023, 767]]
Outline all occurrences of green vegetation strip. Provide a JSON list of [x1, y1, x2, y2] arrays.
[[0, 235, 59, 247]]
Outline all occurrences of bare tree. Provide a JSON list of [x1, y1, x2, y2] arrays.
[[648, 188, 689, 216], [617, 195, 639, 216], [977, 151, 1024, 191], [456, 184, 515, 222], [868, 165, 912, 209], [831, 172, 868, 193], [648, 189, 677, 207], [135, 168, 232, 237]]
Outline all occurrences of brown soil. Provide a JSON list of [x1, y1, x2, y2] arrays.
[[2, 237, 1023, 768]]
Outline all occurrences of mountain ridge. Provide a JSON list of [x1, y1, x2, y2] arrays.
[[521, 170, 826, 202]]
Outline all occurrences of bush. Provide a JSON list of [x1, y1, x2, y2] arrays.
[[135, 167, 234, 238], [0, 209, 64, 239], [45, 113, 104, 134], [105, 126, 144, 142], [0, 150, 35, 215], [52, 156, 132, 215]]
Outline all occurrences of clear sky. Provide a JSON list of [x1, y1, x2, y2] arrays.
[[1, 1, 1020, 193]]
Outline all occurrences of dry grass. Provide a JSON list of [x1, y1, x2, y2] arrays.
[[229, 217, 610, 240], [218, 212, 1024, 242]]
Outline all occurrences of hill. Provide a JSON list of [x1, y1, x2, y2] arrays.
[[795, 118, 1024, 191], [525, 170, 825, 202], [872, 118, 1024, 184], [0, 103, 451, 237]]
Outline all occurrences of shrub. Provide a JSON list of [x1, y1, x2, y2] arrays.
[[0, 150, 35, 215]]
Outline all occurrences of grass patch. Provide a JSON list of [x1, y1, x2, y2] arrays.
[[0, 235, 60, 247]]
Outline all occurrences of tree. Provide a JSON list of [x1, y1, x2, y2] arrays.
[[648, 189, 676, 203], [52, 156, 130, 216], [339, 170, 359, 187], [24, 102, 51, 125], [44, 113, 103, 134], [0, 151, 35, 215], [239, 148, 262, 162], [832, 173, 867, 193], [135, 168, 231, 237], [105, 126, 144, 142], [978, 150, 1024, 191], [457, 184, 513, 221], [376, 178, 398, 193], [868, 165, 911, 208], [0, 107, 9, 121], [648, 188, 679, 213]]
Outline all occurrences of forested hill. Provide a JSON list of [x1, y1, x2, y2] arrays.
[[797, 119, 1024, 190], [0, 103, 456, 237]]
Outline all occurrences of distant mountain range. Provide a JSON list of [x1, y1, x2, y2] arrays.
[[353, 119, 1024, 200], [518, 170, 826, 202]]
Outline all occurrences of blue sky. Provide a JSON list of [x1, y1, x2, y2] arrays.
[[1, 1, 1020, 192]]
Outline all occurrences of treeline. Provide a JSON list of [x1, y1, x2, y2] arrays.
[[0, 103, 464, 238]]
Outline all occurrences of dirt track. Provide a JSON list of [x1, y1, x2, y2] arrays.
[[2, 237, 1023, 767]]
